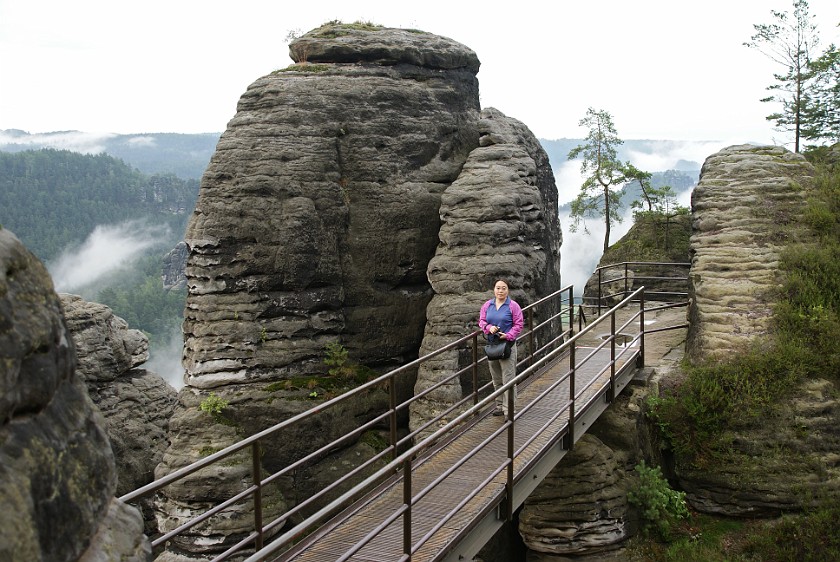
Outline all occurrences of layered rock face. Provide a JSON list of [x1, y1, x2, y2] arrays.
[[0, 229, 149, 561], [162, 241, 188, 290], [680, 145, 840, 516], [410, 108, 562, 430], [157, 24, 484, 559], [60, 294, 177, 533], [686, 144, 814, 361], [183, 24, 480, 390]]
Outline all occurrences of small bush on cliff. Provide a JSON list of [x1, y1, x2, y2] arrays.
[[199, 393, 228, 416], [629, 460, 689, 541], [738, 501, 840, 561], [323, 343, 376, 385]]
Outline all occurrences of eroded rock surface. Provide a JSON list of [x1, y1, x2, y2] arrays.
[[409, 107, 562, 432], [0, 229, 149, 561], [158, 24, 483, 559], [686, 144, 814, 361], [183, 24, 480, 391], [679, 144, 840, 516], [60, 293, 177, 535]]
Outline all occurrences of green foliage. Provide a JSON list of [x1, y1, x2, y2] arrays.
[[278, 64, 330, 73], [802, 44, 840, 146], [567, 108, 629, 253], [199, 393, 228, 416], [744, 0, 829, 152], [324, 342, 355, 379], [628, 461, 689, 541], [96, 254, 186, 349], [608, 211, 691, 262], [199, 446, 223, 457], [627, 511, 746, 561], [310, 20, 383, 37], [738, 502, 840, 561]]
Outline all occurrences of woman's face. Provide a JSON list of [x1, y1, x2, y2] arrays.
[[494, 281, 509, 300]]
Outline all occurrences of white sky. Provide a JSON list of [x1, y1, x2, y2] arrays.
[[1, 0, 839, 143]]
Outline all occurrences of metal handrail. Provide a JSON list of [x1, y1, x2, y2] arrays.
[[247, 287, 646, 561], [592, 261, 690, 317], [120, 286, 575, 552], [121, 275, 689, 561]]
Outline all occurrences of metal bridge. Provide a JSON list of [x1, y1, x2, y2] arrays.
[[122, 263, 689, 562]]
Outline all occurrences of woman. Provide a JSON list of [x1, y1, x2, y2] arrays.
[[479, 279, 524, 416]]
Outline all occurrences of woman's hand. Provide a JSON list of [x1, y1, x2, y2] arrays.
[[498, 332, 508, 340], [488, 325, 499, 335]]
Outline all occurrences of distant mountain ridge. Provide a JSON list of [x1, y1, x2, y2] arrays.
[[1, 130, 706, 182], [0, 129, 220, 180]]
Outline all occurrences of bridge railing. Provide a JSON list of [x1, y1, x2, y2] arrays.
[[246, 286, 659, 561], [120, 285, 577, 559], [586, 261, 691, 318]]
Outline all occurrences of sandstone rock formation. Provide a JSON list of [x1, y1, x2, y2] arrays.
[[183, 23, 480, 391], [686, 144, 814, 361], [60, 293, 177, 534], [519, 435, 632, 560], [162, 241, 188, 291], [679, 145, 840, 516], [156, 23, 485, 559], [409, 107, 562, 432], [0, 228, 149, 561]]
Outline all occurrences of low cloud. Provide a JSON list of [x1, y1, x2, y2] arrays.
[[146, 326, 185, 390], [49, 220, 171, 292], [559, 207, 636, 298], [0, 130, 116, 154]]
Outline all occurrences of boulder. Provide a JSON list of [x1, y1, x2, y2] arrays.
[[60, 294, 178, 535], [519, 435, 632, 559], [686, 144, 814, 362], [678, 145, 840, 516], [0, 228, 149, 561]]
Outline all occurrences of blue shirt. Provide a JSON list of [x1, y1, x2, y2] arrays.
[[479, 297, 524, 341]]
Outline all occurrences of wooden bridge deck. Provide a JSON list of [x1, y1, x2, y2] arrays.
[[277, 345, 641, 562]]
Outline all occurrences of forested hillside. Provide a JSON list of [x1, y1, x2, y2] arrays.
[[0, 149, 197, 358], [0, 148, 198, 261], [0, 130, 220, 180]]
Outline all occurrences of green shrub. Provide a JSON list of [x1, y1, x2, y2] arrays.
[[739, 502, 840, 561], [629, 461, 690, 541], [199, 393, 228, 416], [324, 342, 356, 380]]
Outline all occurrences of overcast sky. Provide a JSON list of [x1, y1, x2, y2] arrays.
[[2, 0, 839, 145]]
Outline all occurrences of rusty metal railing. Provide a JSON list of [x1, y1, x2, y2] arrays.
[[121, 276, 689, 561], [589, 261, 690, 318], [250, 286, 656, 561], [120, 285, 576, 559]]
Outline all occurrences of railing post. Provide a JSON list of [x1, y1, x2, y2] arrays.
[[390, 373, 398, 461], [506, 392, 514, 521], [403, 458, 412, 560], [568, 286, 575, 338], [472, 333, 479, 408], [597, 267, 603, 317], [252, 441, 264, 552], [624, 262, 629, 300], [527, 308, 535, 368], [638, 290, 646, 367], [567, 344, 576, 450], [609, 311, 616, 403]]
